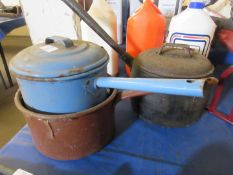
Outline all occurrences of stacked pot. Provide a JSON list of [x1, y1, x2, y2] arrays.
[[10, 37, 215, 160], [10, 37, 116, 160], [10, 37, 158, 160]]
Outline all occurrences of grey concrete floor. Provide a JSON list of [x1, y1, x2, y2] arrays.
[[0, 36, 32, 148]]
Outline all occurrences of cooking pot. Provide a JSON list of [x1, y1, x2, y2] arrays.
[[131, 43, 216, 127], [10, 37, 210, 114], [14, 89, 151, 160]]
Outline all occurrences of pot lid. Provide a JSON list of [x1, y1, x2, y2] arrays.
[[134, 43, 214, 78], [10, 36, 109, 78]]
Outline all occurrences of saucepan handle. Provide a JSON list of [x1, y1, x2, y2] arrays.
[[95, 77, 218, 98], [61, 0, 134, 67], [116, 90, 152, 102], [113, 90, 152, 106]]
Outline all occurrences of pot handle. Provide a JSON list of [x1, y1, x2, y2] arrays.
[[114, 91, 152, 105], [95, 77, 218, 98], [45, 36, 74, 48], [112, 77, 218, 106], [61, 0, 134, 67], [158, 43, 194, 57]]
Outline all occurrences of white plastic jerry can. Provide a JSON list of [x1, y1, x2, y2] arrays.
[[81, 0, 118, 76], [166, 1, 217, 57], [158, 0, 183, 17], [106, 0, 123, 44]]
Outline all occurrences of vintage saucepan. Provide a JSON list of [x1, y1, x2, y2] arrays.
[[14, 89, 151, 160], [131, 44, 217, 126], [9, 37, 213, 114]]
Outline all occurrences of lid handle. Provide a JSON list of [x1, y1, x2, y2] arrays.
[[45, 36, 74, 48], [158, 43, 194, 58]]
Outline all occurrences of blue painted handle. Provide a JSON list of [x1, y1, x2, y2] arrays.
[[95, 77, 206, 97]]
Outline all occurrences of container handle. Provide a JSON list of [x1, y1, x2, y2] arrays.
[[45, 36, 74, 48], [158, 43, 194, 57], [114, 91, 152, 105], [116, 91, 152, 102], [95, 77, 215, 98]]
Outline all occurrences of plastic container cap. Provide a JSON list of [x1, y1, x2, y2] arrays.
[[189, 2, 205, 9], [10, 36, 109, 79]]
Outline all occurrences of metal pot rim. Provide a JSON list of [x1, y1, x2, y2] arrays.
[[14, 89, 118, 120], [13, 61, 108, 82], [9, 39, 109, 79]]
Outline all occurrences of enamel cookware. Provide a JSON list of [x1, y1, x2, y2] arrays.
[[10, 37, 209, 114]]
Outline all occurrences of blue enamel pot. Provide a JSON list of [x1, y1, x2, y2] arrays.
[[9, 37, 210, 114]]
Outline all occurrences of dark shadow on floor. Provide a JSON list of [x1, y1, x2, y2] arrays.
[[114, 163, 133, 175], [180, 143, 233, 175]]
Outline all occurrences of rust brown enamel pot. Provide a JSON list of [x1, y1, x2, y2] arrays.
[[14, 89, 150, 160]]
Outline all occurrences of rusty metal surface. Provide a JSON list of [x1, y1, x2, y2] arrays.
[[133, 44, 215, 79], [130, 44, 216, 127], [14, 90, 117, 160], [130, 73, 215, 127], [130, 80, 214, 127], [133, 93, 210, 127], [11, 66, 85, 82], [14, 88, 167, 160], [9, 40, 108, 79]]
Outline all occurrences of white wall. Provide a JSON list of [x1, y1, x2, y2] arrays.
[[1, 0, 20, 6]]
